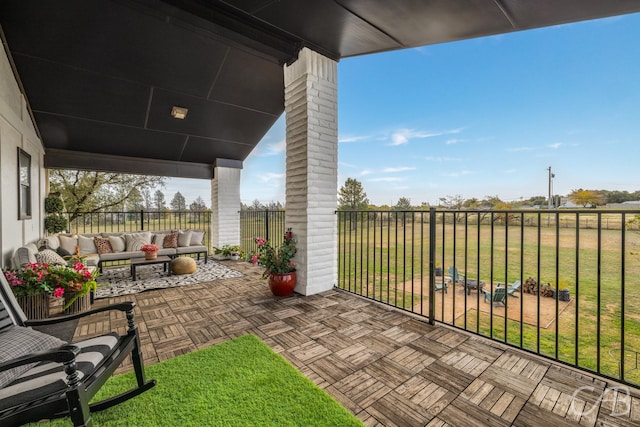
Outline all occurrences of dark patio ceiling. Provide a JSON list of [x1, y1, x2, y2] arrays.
[[1, 0, 639, 179]]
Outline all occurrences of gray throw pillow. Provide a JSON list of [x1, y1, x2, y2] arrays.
[[152, 233, 168, 249], [0, 326, 66, 388], [177, 230, 192, 247], [190, 231, 205, 246], [108, 235, 126, 252]]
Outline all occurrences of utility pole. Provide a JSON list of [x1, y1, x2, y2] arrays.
[[547, 166, 555, 226], [547, 166, 555, 209]]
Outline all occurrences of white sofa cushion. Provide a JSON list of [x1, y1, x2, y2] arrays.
[[58, 235, 78, 255], [108, 235, 126, 252], [177, 230, 192, 247]]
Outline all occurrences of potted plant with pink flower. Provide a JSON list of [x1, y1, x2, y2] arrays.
[[251, 228, 297, 296], [3, 261, 99, 317], [46, 261, 99, 313], [140, 243, 160, 260]]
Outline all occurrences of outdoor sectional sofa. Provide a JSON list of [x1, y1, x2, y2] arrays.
[[11, 230, 208, 272]]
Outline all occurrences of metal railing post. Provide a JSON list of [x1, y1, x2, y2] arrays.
[[265, 209, 270, 241], [428, 207, 436, 324], [140, 209, 144, 230]]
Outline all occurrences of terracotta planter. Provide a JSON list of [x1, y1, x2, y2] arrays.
[[64, 293, 91, 314], [268, 272, 296, 297], [145, 251, 158, 260], [16, 294, 51, 319]]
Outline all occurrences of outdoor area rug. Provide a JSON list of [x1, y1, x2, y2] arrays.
[[36, 334, 363, 427], [94, 260, 243, 299]]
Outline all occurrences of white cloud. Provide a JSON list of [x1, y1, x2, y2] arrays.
[[507, 146, 535, 152], [257, 172, 285, 183], [339, 161, 358, 169], [389, 127, 463, 146], [445, 170, 473, 178], [360, 169, 374, 176], [339, 135, 369, 143], [548, 143, 562, 149], [369, 177, 404, 182], [262, 139, 287, 156], [446, 138, 464, 145], [425, 156, 461, 162], [382, 166, 416, 173]]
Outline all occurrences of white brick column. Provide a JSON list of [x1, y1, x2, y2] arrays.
[[210, 159, 242, 249], [284, 48, 338, 296]]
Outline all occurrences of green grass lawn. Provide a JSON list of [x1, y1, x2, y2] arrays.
[[34, 335, 362, 427], [336, 217, 640, 385]]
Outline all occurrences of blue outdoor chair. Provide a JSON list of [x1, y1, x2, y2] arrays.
[[497, 280, 522, 297], [447, 267, 465, 284], [482, 287, 506, 305]]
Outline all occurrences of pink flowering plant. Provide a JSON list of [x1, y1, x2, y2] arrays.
[[251, 228, 297, 278], [140, 244, 159, 254], [3, 261, 99, 309]]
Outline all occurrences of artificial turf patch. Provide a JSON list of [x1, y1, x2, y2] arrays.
[[32, 334, 363, 426]]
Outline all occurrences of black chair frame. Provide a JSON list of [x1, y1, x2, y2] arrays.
[[0, 273, 155, 427]]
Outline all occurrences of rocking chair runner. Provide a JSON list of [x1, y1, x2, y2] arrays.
[[0, 273, 155, 426]]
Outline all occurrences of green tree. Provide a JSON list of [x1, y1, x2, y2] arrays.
[[523, 195, 547, 206], [49, 170, 165, 221], [439, 194, 464, 209], [125, 188, 144, 212], [568, 189, 605, 207], [189, 196, 207, 211], [142, 188, 153, 210], [338, 178, 369, 210], [154, 190, 166, 211], [170, 191, 186, 211], [394, 197, 412, 226]]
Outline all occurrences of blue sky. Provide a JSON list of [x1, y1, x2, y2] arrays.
[[166, 13, 640, 207]]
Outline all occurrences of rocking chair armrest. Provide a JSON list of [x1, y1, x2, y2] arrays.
[[0, 345, 80, 374], [24, 302, 136, 327]]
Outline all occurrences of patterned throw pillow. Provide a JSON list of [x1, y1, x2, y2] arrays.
[[163, 232, 178, 249], [177, 230, 192, 247], [125, 232, 151, 252], [35, 249, 67, 265], [93, 237, 113, 254]]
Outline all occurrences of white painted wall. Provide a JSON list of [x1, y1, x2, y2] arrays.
[[0, 42, 45, 268], [211, 165, 241, 248]]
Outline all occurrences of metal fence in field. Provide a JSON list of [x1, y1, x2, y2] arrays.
[[239, 209, 286, 257], [336, 208, 640, 387], [63, 210, 212, 249]]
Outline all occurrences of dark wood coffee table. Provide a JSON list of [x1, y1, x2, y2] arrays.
[[130, 256, 172, 281], [464, 279, 485, 295]]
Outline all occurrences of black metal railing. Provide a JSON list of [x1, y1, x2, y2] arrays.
[[63, 210, 212, 249], [336, 208, 640, 387], [239, 209, 286, 257]]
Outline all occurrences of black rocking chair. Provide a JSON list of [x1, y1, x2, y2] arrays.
[[0, 273, 155, 427]]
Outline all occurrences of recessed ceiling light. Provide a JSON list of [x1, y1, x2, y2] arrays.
[[171, 106, 188, 120]]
